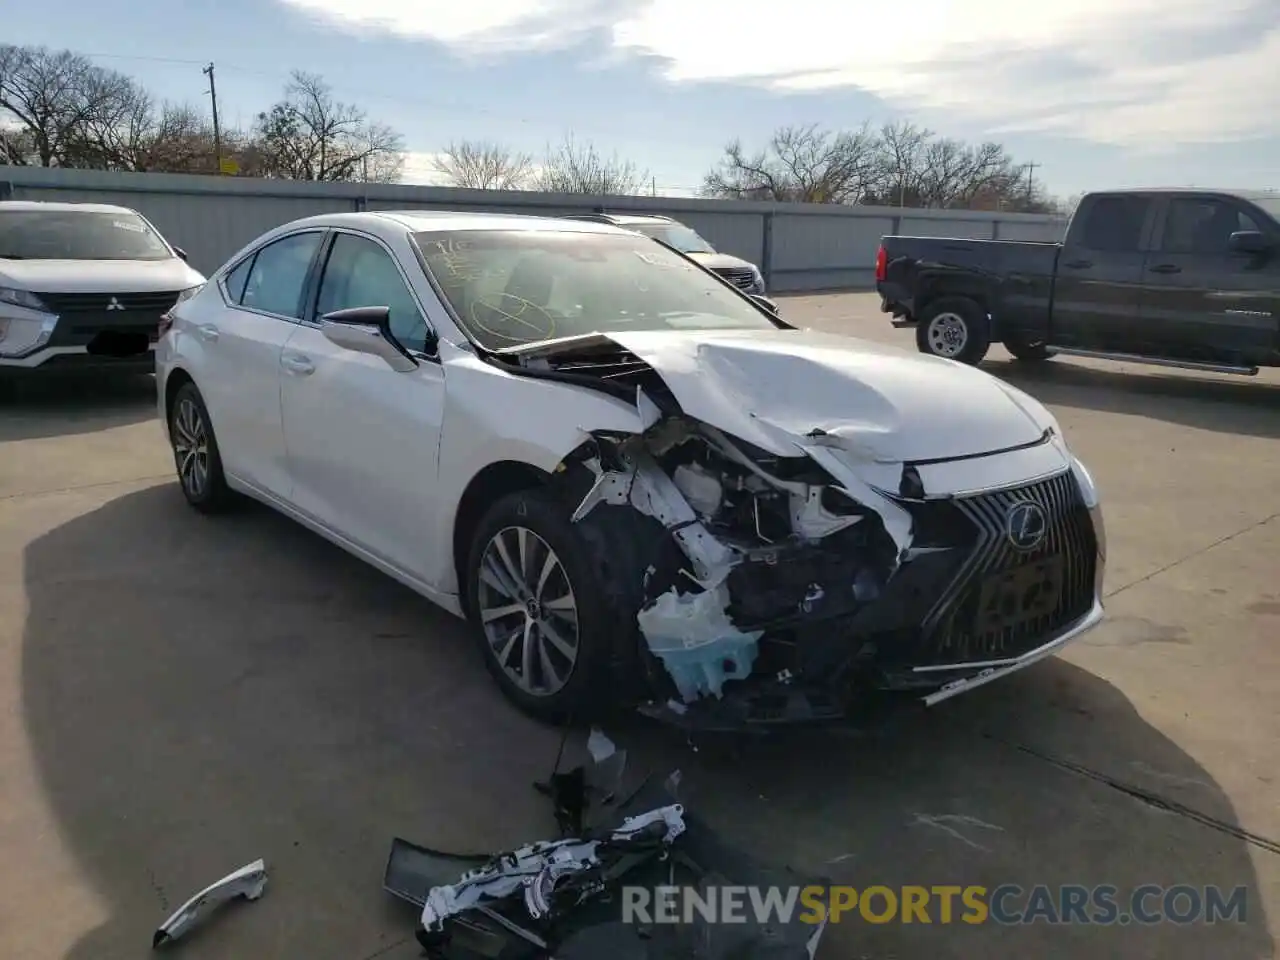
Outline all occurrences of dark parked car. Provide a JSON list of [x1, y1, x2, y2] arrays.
[[876, 188, 1280, 374], [564, 212, 767, 295]]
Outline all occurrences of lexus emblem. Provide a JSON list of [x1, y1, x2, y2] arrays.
[[1005, 501, 1048, 551], [106, 297, 125, 311]]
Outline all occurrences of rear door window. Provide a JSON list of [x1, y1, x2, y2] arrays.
[[1080, 196, 1152, 252]]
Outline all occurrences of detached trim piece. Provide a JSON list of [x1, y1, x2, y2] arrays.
[[921, 598, 1104, 706], [152, 858, 267, 948]]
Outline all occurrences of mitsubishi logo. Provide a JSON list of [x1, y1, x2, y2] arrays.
[[1005, 501, 1048, 551], [106, 297, 125, 311]]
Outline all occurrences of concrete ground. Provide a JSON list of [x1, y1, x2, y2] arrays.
[[1, 291, 1278, 960]]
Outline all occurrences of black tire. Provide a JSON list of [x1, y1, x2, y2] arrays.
[[168, 381, 234, 513], [1003, 338, 1053, 363], [916, 296, 991, 365], [464, 488, 643, 724]]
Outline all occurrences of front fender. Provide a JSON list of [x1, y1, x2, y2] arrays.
[[427, 348, 650, 591]]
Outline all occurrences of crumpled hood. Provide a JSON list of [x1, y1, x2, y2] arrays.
[[684, 251, 758, 274], [604, 327, 1052, 462], [0, 257, 204, 293]]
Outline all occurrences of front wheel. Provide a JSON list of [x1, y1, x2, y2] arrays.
[[464, 489, 641, 723], [916, 297, 991, 365]]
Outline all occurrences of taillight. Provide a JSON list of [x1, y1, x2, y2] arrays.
[[874, 245, 888, 283]]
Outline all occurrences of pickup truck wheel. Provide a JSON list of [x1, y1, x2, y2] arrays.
[[917, 297, 990, 365], [1004, 338, 1053, 363]]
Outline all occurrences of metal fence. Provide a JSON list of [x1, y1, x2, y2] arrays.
[[0, 167, 1068, 292]]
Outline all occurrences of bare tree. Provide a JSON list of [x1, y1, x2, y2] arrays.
[[862, 121, 931, 207], [433, 139, 534, 190], [253, 71, 404, 182], [0, 122, 35, 165], [0, 44, 136, 167], [535, 134, 648, 195], [702, 123, 880, 204], [707, 119, 1058, 212]]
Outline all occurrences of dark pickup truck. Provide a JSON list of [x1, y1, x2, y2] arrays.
[[875, 188, 1280, 374]]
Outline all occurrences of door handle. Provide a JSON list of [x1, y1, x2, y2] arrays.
[[1148, 263, 1181, 274], [196, 324, 219, 342], [1063, 259, 1092, 269], [280, 353, 315, 375]]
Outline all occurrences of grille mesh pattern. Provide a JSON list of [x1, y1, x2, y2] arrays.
[[36, 290, 182, 313], [921, 470, 1098, 665]]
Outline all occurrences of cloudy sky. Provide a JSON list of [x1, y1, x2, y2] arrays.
[[7, 0, 1279, 196]]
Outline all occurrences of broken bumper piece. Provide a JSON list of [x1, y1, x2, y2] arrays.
[[152, 858, 267, 948], [384, 782, 829, 960]]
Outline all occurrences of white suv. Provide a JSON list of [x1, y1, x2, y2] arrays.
[[0, 201, 205, 377]]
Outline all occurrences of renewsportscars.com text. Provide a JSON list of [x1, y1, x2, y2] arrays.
[[621, 884, 1248, 926]]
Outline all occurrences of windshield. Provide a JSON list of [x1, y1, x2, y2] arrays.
[[413, 229, 776, 350], [628, 222, 716, 255], [0, 210, 173, 261]]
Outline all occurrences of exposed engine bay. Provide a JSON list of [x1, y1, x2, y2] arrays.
[[488, 334, 1103, 727], [566, 416, 900, 707]]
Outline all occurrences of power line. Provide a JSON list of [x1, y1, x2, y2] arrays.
[[79, 49, 701, 153]]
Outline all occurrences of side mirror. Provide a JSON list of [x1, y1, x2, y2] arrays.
[[1227, 230, 1270, 255], [173, 246, 189, 262], [320, 305, 419, 372], [748, 293, 780, 315]]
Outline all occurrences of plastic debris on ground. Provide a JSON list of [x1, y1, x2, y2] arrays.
[[152, 858, 268, 948], [382, 728, 831, 959]]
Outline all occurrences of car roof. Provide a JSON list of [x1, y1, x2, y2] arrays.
[[0, 200, 143, 215], [1090, 187, 1280, 202], [274, 209, 632, 236], [597, 213, 676, 226]]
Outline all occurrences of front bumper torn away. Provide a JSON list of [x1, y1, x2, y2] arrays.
[[384, 781, 829, 960]]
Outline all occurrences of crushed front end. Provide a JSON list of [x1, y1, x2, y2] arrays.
[[501, 337, 1107, 729]]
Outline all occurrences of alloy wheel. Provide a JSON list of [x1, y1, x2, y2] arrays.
[[476, 525, 580, 697], [172, 397, 210, 499]]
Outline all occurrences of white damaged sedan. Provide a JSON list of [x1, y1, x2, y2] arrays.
[[156, 211, 1106, 729]]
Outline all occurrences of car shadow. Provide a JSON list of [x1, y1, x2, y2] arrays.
[[19, 484, 1273, 959], [0, 373, 158, 442], [983, 357, 1280, 440]]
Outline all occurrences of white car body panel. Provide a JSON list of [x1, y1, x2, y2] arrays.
[[0, 256, 203, 294], [184, 307, 295, 498], [279, 322, 447, 580], [155, 208, 1106, 722], [603, 328, 1048, 463]]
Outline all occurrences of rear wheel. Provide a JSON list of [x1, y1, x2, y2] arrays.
[[916, 296, 991, 365], [1003, 338, 1053, 363], [168, 382, 234, 513]]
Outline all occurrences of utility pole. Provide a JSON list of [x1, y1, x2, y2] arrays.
[[651, 176, 656, 197], [1023, 161, 1039, 206], [202, 62, 222, 174]]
